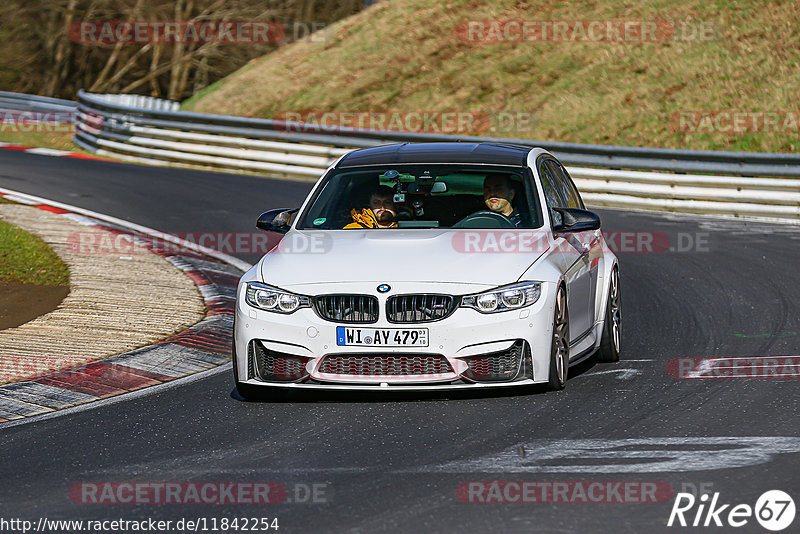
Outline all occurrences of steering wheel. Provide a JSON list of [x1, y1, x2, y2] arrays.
[[453, 210, 515, 229]]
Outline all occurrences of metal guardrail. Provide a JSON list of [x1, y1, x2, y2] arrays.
[[5, 90, 800, 223], [0, 91, 177, 121], [87, 93, 179, 112], [0, 91, 77, 117], [74, 90, 800, 178], [71, 90, 800, 222]]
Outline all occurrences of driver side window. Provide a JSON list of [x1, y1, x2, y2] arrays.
[[538, 160, 566, 227]]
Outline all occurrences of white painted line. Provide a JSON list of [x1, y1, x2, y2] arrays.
[[0, 186, 253, 272], [579, 368, 642, 380], [425, 437, 800, 474], [0, 363, 231, 430], [61, 213, 102, 226], [25, 147, 70, 156], [2, 194, 39, 205]]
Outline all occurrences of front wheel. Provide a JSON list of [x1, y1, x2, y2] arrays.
[[596, 267, 621, 362], [547, 287, 570, 391]]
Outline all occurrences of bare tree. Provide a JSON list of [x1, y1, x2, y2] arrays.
[[0, 0, 369, 100]]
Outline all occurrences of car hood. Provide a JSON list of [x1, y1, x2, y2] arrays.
[[259, 229, 549, 289]]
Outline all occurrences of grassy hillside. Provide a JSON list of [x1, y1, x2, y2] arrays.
[[183, 0, 800, 153]]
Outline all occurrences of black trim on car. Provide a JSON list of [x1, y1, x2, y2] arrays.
[[385, 294, 460, 323], [312, 294, 380, 324], [336, 143, 531, 168]]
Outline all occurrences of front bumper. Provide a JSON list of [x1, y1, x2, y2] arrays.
[[234, 281, 556, 390]]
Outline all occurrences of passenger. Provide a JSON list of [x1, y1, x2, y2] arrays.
[[483, 174, 526, 227], [344, 185, 399, 229]]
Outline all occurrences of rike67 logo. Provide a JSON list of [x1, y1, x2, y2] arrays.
[[668, 490, 795, 531]]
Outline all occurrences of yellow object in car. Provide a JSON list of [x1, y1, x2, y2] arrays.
[[343, 208, 397, 229]]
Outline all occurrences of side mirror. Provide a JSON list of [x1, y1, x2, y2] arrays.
[[256, 208, 299, 234], [551, 207, 601, 233]]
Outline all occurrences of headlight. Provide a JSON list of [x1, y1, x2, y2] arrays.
[[461, 282, 542, 313], [245, 282, 310, 314]]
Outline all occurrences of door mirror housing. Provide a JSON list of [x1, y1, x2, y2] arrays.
[[551, 207, 601, 233], [256, 208, 299, 234]]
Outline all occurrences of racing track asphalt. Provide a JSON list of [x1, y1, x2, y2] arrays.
[[0, 150, 798, 533]]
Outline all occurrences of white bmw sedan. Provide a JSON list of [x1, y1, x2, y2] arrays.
[[233, 143, 620, 398]]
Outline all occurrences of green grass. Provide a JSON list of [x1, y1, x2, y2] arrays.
[[0, 130, 91, 153], [182, 0, 800, 154], [0, 218, 70, 285]]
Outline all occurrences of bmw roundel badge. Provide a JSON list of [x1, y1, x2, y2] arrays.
[[377, 284, 391, 293]]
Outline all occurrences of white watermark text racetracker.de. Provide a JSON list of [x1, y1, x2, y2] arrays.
[[458, 480, 673, 503], [67, 229, 709, 256], [70, 481, 329, 505]]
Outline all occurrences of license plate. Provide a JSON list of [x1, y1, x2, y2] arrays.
[[336, 327, 429, 347]]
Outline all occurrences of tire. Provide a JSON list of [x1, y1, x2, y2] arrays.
[[596, 266, 621, 363], [547, 286, 570, 391]]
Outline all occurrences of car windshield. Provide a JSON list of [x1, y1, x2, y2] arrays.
[[296, 165, 543, 230]]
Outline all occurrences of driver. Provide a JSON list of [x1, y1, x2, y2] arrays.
[[344, 185, 398, 229], [483, 174, 526, 227]]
